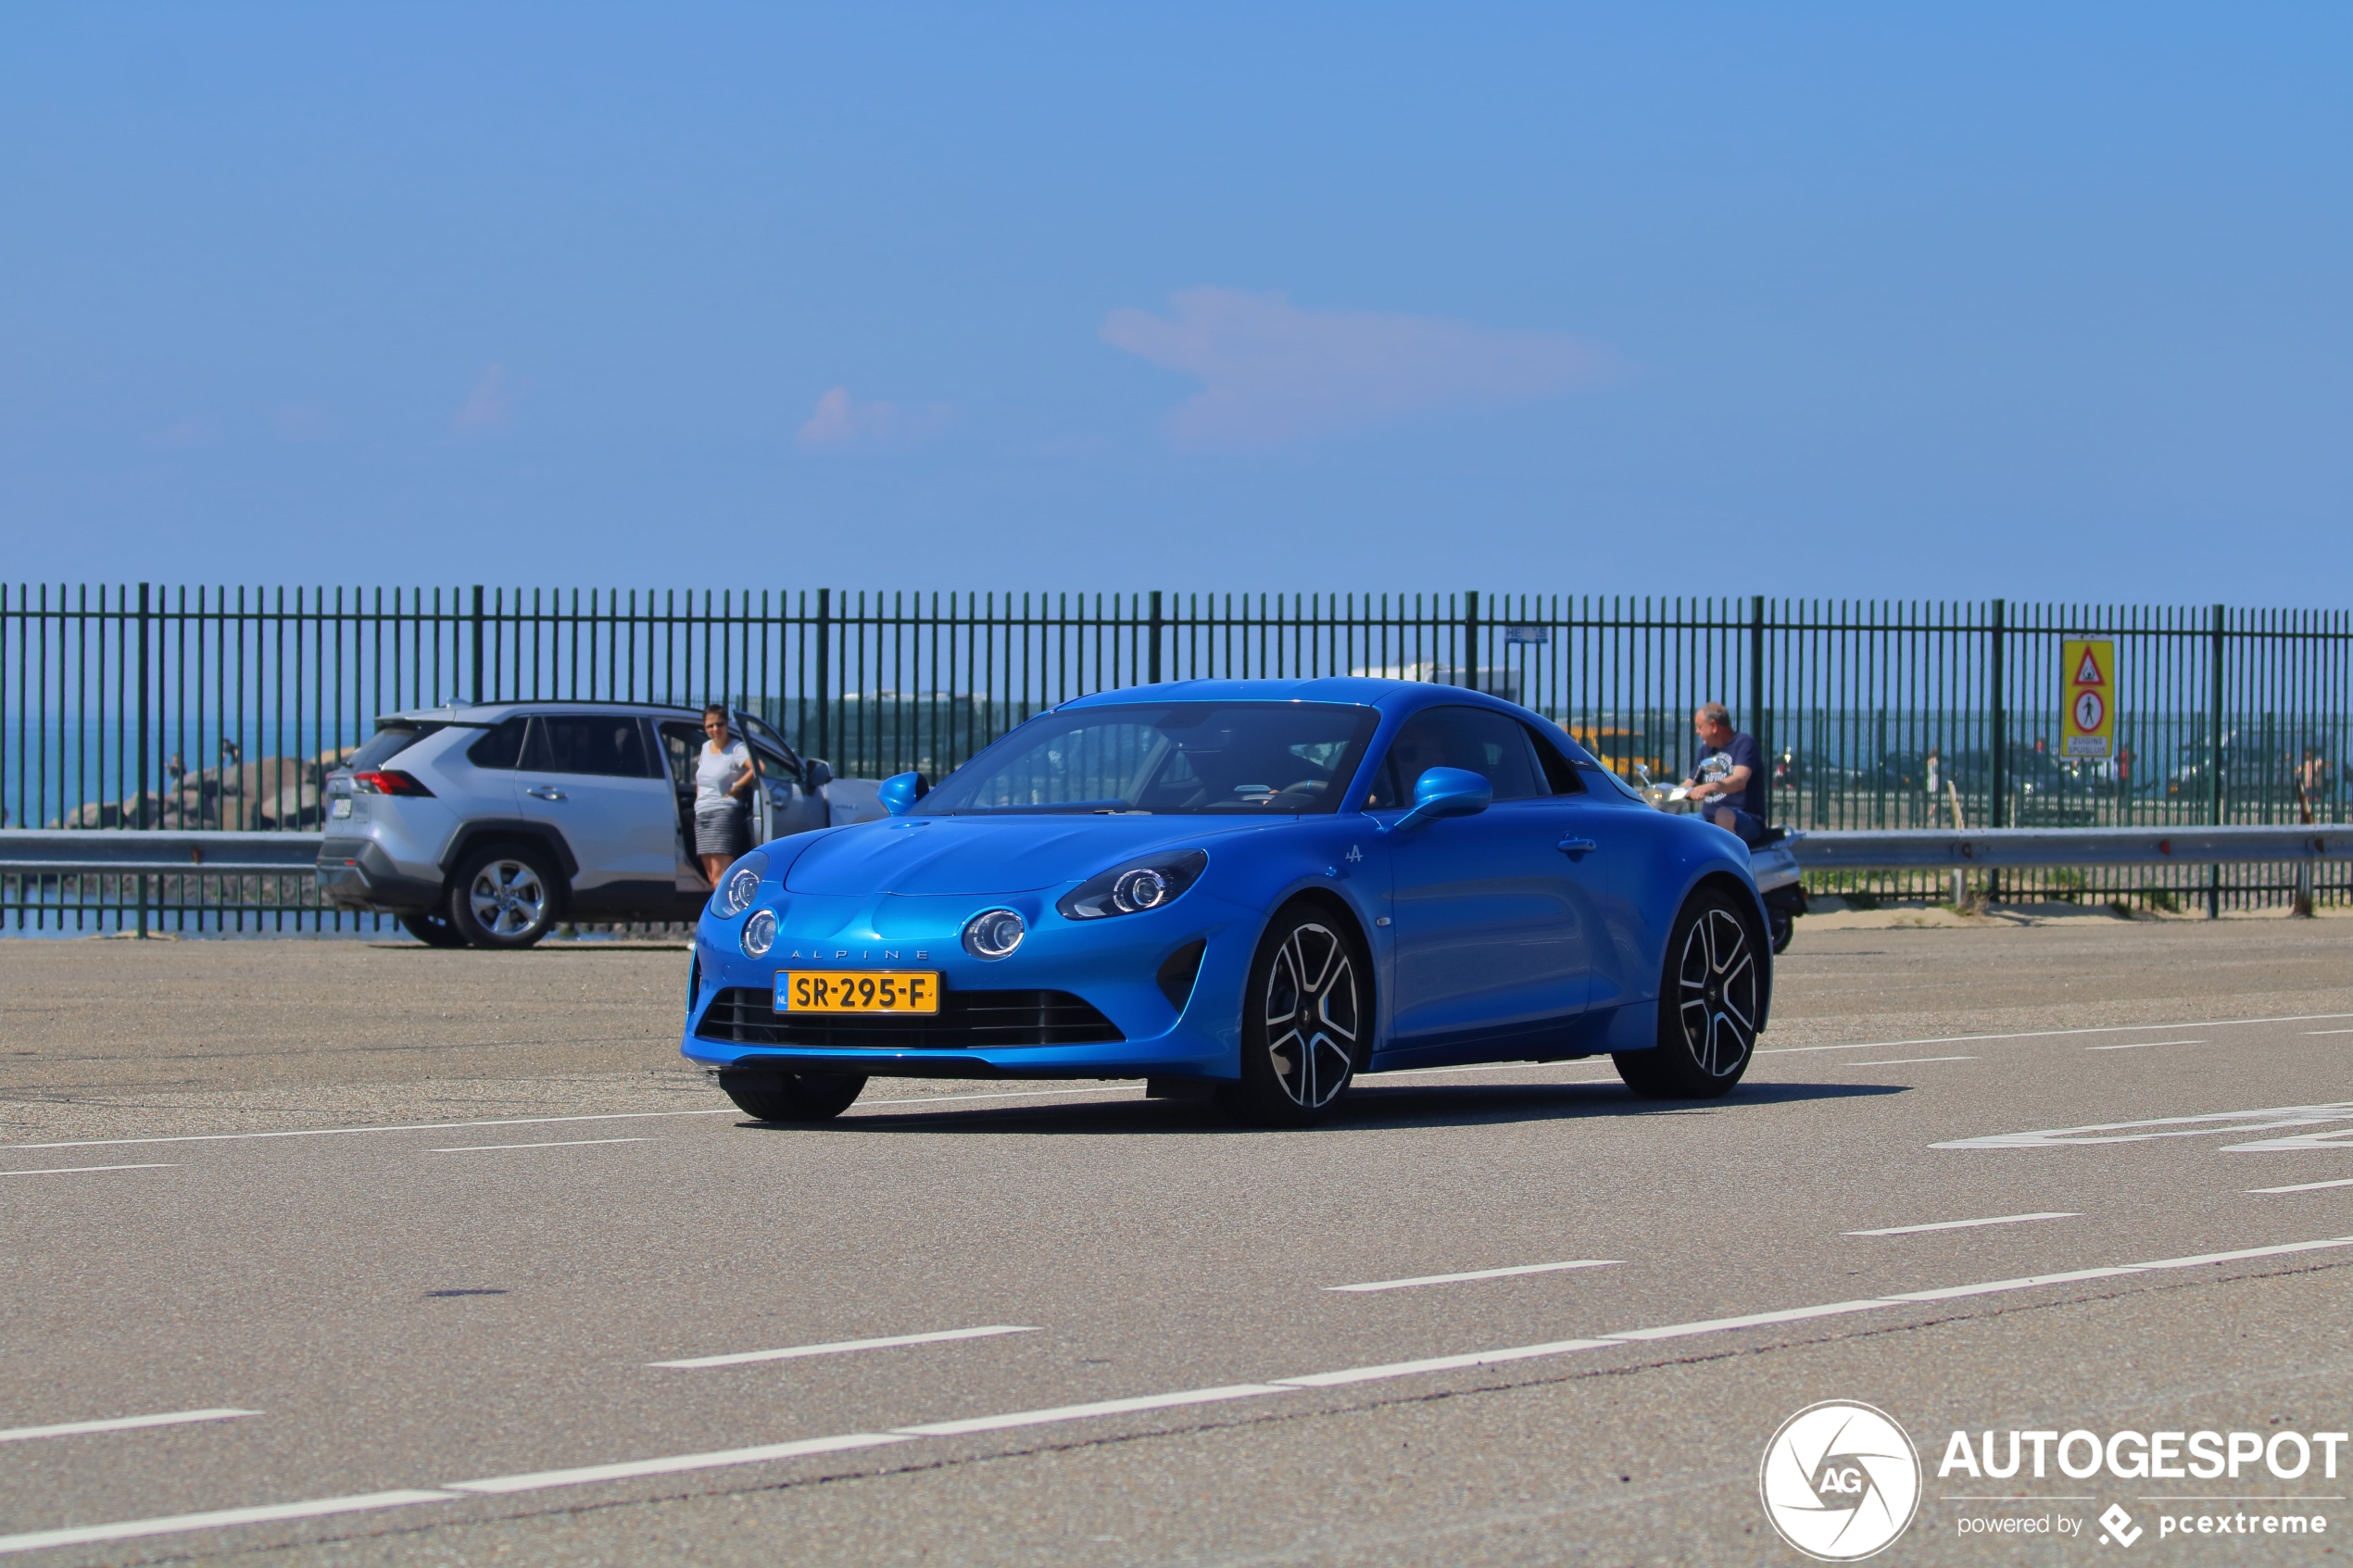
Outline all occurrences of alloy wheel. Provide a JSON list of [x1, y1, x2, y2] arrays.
[[1260, 921, 1360, 1110], [1673, 906, 1756, 1076], [468, 859, 547, 938]]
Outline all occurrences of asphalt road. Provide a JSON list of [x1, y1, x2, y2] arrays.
[[5, 917, 2353, 1566]]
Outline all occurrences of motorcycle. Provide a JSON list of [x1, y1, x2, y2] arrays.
[[1634, 765, 1806, 954]]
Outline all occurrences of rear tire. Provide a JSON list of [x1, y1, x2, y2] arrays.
[[1614, 886, 1761, 1099], [400, 909, 468, 948], [1227, 908, 1365, 1128], [447, 843, 562, 950], [718, 1068, 867, 1123]]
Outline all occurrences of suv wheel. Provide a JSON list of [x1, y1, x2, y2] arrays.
[[448, 843, 562, 949]]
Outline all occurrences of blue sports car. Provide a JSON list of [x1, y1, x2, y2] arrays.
[[682, 679, 1768, 1126]]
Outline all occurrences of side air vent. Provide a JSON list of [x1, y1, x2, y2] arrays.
[[1155, 939, 1207, 1012]]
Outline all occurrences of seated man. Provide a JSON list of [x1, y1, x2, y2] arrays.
[[1685, 702, 1769, 846]]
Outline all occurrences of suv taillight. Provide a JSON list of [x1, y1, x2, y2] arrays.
[[353, 769, 434, 797]]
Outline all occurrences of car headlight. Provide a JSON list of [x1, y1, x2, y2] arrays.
[[963, 908, 1026, 960], [1057, 849, 1207, 921], [741, 909, 776, 959], [713, 858, 766, 917]]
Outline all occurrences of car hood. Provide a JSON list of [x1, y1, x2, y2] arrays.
[[782, 815, 1272, 897]]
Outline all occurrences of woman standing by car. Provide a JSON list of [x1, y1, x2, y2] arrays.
[[695, 705, 756, 885]]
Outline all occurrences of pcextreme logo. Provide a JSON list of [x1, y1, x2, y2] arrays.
[[1760, 1401, 1923, 1561]]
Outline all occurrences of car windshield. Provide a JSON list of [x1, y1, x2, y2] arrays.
[[915, 702, 1380, 816]]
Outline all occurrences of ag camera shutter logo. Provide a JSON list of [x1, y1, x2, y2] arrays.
[[1760, 1401, 1922, 1561]]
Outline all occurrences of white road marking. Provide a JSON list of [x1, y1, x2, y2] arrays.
[[892, 1385, 1293, 1438], [0, 1492, 457, 1556], [1327, 1260, 1619, 1293], [0, 1408, 258, 1444], [1851, 1057, 1977, 1067], [445, 1433, 909, 1494], [5, 1109, 736, 1152], [2305, 1029, 2353, 1036], [0, 1163, 176, 1178], [650, 1324, 1038, 1369], [2087, 1039, 2203, 1051], [1937, 1102, 2353, 1151], [1847, 1211, 2079, 1237], [427, 1138, 648, 1153], [2250, 1177, 2353, 1195], [1755, 1010, 2353, 1059], [10, 1232, 2352, 1559]]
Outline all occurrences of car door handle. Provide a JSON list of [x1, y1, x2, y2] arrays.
[[525, 785, 566, 801], [1557, 837, 1599, 859]]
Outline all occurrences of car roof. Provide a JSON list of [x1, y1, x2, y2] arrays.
[[371, 699, 715, 726], [1057, 676, 1524, 716]]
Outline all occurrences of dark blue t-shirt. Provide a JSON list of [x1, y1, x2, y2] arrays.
[[1689, 731, 1767, 820]]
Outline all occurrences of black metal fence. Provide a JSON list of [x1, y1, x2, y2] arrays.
[[6, 584, 2348, 930]]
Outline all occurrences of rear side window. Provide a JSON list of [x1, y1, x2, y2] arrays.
[[1365, 706, 1547, 808], [347, 722, 441, 772], [466, 717, 529, 770], [522, 715, 657, 777], [1523, 723, 1585, 795]]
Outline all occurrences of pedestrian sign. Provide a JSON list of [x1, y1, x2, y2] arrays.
[[2062, 638, 2115, 759]]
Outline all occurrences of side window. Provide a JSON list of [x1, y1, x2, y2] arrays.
[[658, 722, 702, 793], [522, 715, 658, 777], [1523, 722, 1586, 795], [466, 716, 528, 770], [1364, 706, 1546, 807]]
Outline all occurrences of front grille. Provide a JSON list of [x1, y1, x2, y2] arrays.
[[695, 987, 1124, 1048]]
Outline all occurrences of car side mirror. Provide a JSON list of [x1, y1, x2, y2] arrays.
[[1384, 766, 1491, 833], [877, 771, 928, 816], [805, 759, 835, 790]]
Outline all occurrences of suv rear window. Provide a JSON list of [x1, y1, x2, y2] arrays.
[[347, 722, 442, 771]]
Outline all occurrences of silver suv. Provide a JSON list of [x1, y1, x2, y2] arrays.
[[316, 702, 877, 948]]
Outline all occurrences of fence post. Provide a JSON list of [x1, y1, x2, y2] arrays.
[[815, 587, 832, 764], [1462, 590, 1479, 687], [136, 581, 150, 939], [2209, 602, 2226, 919], [1149, 590, 1163, 685], [1748, 595, 1766, 776], [1987, 598, 2006, 903], [469, 584, 484, 705]]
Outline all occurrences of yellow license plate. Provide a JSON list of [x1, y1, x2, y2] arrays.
[[776, 971, 941, 1014]]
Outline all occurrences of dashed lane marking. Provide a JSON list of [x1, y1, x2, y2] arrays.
[[11, 1234, 2350, 1558], [1755, 1010, 2353, 1059], [2250, 1178, 2353, 1195], [1847, 1211, 2078, 1237], [1327, 1261, 1620, 1293], [650, 1325, 1038, 1369], [0, 1409, 258, 1445], [2087, 1039, 2203, 1051], [0, 1163, 177, 1178], [426, 1138, 649, 1153]]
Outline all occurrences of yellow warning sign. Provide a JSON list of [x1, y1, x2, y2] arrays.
[[2062, 638, 2116, 759]]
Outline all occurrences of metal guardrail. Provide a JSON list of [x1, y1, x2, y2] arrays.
[[5, 824, 2339, 880], [0, 829, 324, 876], [1787, 824, 2349, 872]]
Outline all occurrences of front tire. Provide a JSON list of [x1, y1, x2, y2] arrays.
[[1615, 886, 1761, 1099], [447, 843, 562, 949], [718, 1068, 867, 1123], [1227, 908, 1365, 1127]]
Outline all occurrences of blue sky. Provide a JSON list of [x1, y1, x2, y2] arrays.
[[2, 5, 2347, 601]]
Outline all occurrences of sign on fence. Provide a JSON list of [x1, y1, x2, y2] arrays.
[[2062, 637, 2117, 759]]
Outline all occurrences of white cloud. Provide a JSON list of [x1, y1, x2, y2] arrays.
[[1100, 287, 1606, 446], [454, 363, 522, 433], [795, 386, 952, 449]]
